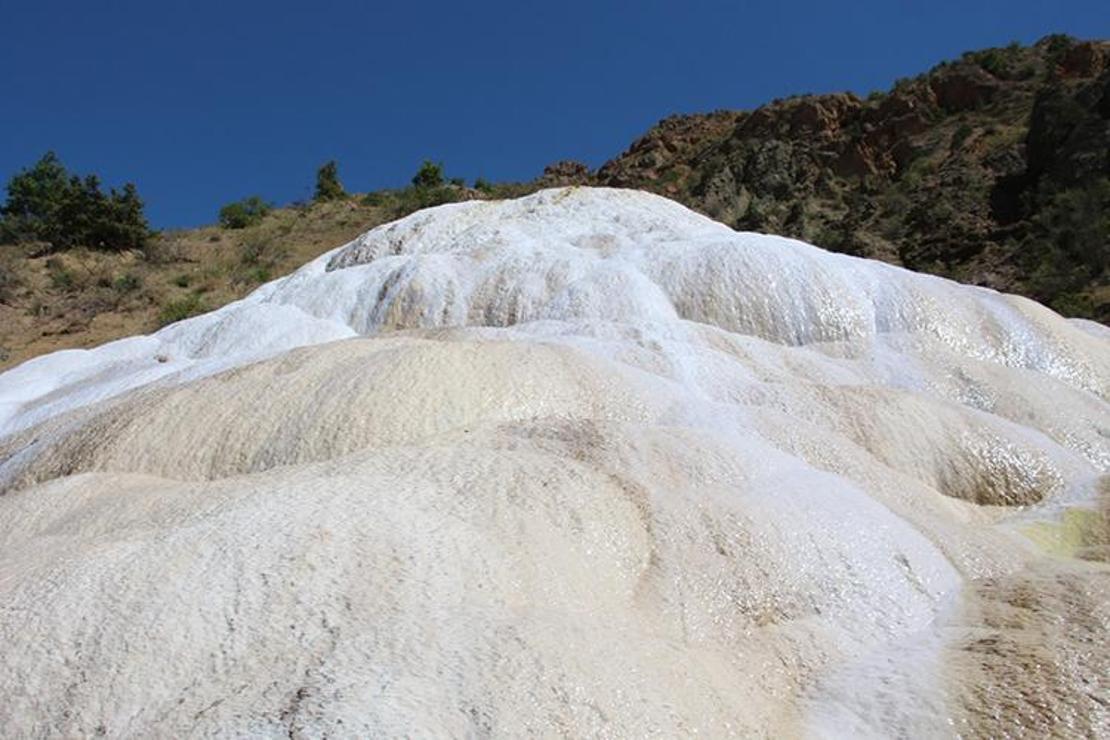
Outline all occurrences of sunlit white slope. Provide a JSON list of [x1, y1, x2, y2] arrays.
[[1, 187, 1105, 436], [0, 187, 1107, 737]]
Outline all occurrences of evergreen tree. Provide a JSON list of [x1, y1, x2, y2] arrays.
[[0, 152, 70, 245], [314, 160, 345, 201], [0, 152, 150, 250], [412, 160, 445, 189]]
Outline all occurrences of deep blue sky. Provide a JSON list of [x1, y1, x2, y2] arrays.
[[1, 1, 1107, 228]]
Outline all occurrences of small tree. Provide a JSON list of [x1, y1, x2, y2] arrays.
[[218, 195, 272, 229], [314, 160, 345, 201], [412, 160, 445, 189]]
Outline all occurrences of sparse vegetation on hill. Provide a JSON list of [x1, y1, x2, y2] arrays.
[[0, 175, 541, 366], [0, 36, 1106, 367], [596, 35, 1110, 320], [0, 199, 358, 364], [0, 153, 540, 365]]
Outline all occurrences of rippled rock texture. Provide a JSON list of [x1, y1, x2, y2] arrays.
[[0, 188, 1107, 736]]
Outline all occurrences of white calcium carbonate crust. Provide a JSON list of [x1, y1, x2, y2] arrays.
[[0, 187, 1107, 737]]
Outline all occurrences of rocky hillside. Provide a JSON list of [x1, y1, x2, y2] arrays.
[[597, 35, 1110, 320], [1, 36, 1106, 369]]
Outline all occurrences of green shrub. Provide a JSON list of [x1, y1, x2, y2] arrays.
[[396, 185, 459, 214], [1047, 291, 1094, 317], [0, 152, 151, 251], [1042, 34, 1074, 64], [112, 273, 141, 292], [969, 43, 1025, 80], [238, 240, 268, 266], [951, 123, 974, 149], [412, 160, 445, 189], [892, 77, 914, 92], [1033, 178, 1109, 273], [1020, 177, 1110, 317], [480, 181, 541, 200], [218, 196, 271, 229], [158, 292, 206, 326], [975, 49, 1009, 77], [474, 177, 494, 193], [314, 160, 345, 201], [245, 266, 271, 283], [46, 258, 76, 291]]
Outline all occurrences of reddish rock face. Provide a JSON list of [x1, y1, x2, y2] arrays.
[[542, 160, 590, 180], [738, 93, 861, 140], [835, 141, 890, 179], [929, 66, 999, 112], [1060, 42, 1107, 78], [596, 111, 743, 187], [592, 36, 1110, 321]]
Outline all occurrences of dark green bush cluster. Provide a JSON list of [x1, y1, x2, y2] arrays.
[[361, 191, 388, 207], [399, 182, 459, 211], [1041, 34, 1075, 66], [1023, 177, 1110, 316], [218, 195, 271, 229], [966, 42, 1032, 81], [0, 152, 150, 251], [403, 160, 461, 210], [361, 186, 461, 217], [112, 273, 142, 293], [360, 159, 469, 218], [359, 162, 540, 219], [951, 123, 975, 149]]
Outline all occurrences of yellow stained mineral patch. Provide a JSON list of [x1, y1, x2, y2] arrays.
[[0, 188, 1107, 737]]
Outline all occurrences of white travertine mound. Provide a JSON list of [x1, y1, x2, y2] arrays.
[[0, 188, 1107, 737]]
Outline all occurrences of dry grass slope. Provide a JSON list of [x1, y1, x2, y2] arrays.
[[0, 189, 528, 369]]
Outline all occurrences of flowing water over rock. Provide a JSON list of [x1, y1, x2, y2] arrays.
[[0, 188, 1106, 737]]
